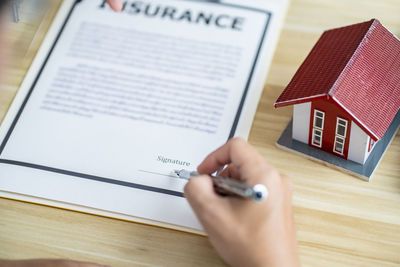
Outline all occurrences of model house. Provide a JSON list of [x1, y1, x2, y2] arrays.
[[274, 19, 400, 165]]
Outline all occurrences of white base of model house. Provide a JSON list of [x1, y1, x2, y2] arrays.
[[276, 112, 400, 181]]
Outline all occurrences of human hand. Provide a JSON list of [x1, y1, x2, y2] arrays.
[[184, 138, 300, 267], [106, 0, 123, 12], [0, 259, 109, 267]]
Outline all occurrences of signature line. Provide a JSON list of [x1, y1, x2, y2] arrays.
[[138, 169, 178, 178]]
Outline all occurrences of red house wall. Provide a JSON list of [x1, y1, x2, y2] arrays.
[[308, 98, 352, 159]]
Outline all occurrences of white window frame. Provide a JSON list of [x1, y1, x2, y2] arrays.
[[311, 110, 325, 147], [333, 117, 348, 155], [312, 129, 323, 147], [368, 137, 375, 152]]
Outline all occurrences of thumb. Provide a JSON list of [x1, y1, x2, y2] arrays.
[[107, 0, 123, 12]]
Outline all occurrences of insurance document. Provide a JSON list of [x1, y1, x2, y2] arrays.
[[0, 0, 288, 232]]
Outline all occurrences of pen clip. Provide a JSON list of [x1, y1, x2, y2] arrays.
[[213, 183, 235, 197], [212, 176, 253, 198], [11, 0, 21, 23]]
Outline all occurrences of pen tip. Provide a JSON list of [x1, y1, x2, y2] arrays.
[[174, 169, 181, 175]]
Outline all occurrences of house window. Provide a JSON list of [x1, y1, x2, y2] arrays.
[[311, 110, 325, 147], [368, 138, 375, 152], [333, 118, 348, 155]]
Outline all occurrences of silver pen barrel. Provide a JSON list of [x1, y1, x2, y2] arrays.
[[212, 176, 254, 198], [11, 0, 20, 23], [175, 169, 268, 202]]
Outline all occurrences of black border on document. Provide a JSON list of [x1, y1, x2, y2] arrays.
[[0, 0, 272, 198]]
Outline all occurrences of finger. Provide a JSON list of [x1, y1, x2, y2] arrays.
[[106, 0, 123, 12], [197, 137, 262, 175], [218, 165, 242, 181], [205, 145, 277, 185], [215, 162, 274, 190]]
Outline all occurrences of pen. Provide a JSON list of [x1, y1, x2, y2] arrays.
[[11, 0, 20, 23], [174, 169, 268, 202]]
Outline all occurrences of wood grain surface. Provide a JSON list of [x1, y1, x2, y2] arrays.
[[0, 0, 399, 266]]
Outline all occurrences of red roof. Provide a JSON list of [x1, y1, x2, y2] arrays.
[[275, 19, 400, 141]]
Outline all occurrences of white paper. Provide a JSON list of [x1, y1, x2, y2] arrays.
[[0, 0, 288, 231]]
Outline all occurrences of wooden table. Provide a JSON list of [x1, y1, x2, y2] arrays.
[[1, 0, 399, 266]]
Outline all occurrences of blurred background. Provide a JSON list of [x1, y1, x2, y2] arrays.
[[0, 0, 59, 122]]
